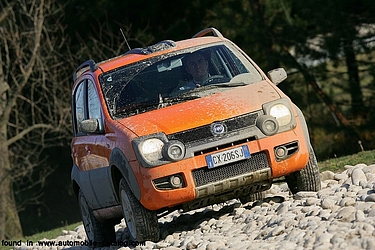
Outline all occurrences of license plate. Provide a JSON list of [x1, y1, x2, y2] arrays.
[[206, 145, 250, 169]]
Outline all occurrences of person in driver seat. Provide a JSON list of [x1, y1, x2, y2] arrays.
[[179, 51, 210, 90]]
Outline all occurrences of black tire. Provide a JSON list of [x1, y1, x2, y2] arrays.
[[78, 190, 116, 246], [285, 147, 321, 194], [119, 179, 160, 242], [239, 191, 266, 204]]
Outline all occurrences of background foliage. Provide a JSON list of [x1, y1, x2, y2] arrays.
[[1, 0, 374, 237]]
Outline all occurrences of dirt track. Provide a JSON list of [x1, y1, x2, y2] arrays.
[[14, 163, 375, 250]]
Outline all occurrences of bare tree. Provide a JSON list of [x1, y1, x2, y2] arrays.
[[0, 0, 71, 239]]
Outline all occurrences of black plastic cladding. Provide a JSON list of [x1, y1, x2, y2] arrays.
[[192, 151, 269, 187], [168, 111, 260, 145]]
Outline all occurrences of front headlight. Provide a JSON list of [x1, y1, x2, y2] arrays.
[[132, 133, 186, 167], [262, 99, 296, 133], [140, 138, 164, 163], [269, 104, 292, 126]]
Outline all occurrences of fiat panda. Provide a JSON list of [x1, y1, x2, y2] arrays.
[[70, 27, 320, 244]]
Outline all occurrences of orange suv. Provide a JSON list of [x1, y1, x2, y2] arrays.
[[70, 28, 320, 244]]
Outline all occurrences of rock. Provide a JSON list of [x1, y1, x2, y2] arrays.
[[335, 207, 356, 222], [368, 208, 375, 217], [321, 198, 336, 209], [28, 163, 375, 250], [294, 192, 318, 199], [276, 202, 290, 215], [334, 173, 348, 182], [320, 171, 335, 181], [339, 197, 356, 206], [155, 242, 169, 249], [305, 198, 319, 206], [365, 194, 375, 202], [351, 168, 367, 185], [355, 210, 366, 221]]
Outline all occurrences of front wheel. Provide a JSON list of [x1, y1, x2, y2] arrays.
[[78, 190, 116, 246], [285, 147, 321, 194], [119, 179, 160, 242]]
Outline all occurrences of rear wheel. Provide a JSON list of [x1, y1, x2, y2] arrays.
[[285, 147, 321, 194], [119, 179, 160, 242], [78, 190, 116, 246]]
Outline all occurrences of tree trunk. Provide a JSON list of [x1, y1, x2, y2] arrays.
[[0, 0, 71, 239], [0, 124, 7, 240], [283, 47, 351, 127], [248, 0, 280, 71], [0, 78, 23, 239], [343, 40, 366, 119]]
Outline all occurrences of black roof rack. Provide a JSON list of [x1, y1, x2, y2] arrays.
[[73, 59, 98, 82], [124, 40, 177, 55], [192, 27, 224, 38]]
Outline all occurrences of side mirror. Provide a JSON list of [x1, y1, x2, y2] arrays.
[[267, 68, 287, 85], [80, 119, 99, 134]]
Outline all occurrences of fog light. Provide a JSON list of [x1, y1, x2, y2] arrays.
[[275, 146, 287, 159], [170, 175, 183, 188]]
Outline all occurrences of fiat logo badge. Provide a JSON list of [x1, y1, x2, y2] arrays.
[[211, 122, 226, 136]]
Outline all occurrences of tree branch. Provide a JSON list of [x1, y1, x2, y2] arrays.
[[7, 124, 53, 147], [0, 1, 15, 24]]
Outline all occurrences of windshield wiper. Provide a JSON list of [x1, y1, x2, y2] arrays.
[[208, 81, 247, 87], [167, 82, 246, 100], [180, 81, 246, 94], [163, 95, 200, 105], [116, 101, 159, 115]]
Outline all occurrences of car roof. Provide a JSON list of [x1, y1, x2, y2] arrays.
[[73, 28, 228, 82], [99, 37, 226, 72]]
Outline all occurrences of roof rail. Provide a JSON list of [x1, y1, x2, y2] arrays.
[[73, 59, 98, 82], [192, 27, 224, 38], [124, 40, 177, 55]]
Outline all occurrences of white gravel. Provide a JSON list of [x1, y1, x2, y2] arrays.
[[13, 163, 375, 250]]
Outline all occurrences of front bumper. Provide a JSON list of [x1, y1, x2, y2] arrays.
[[136, 121, 309, 211]]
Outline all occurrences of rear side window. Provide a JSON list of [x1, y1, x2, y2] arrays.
[[74, 82, 85, 134], [88, 80, 101, 120]]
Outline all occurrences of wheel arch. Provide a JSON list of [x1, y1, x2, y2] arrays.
[[72, 179, 80, 198], [71, 164, 82, 198], [293, 104, 312, 147], [109, 147, 141, 201], [111, 167, 122, 203]]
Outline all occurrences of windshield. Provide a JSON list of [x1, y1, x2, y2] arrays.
[[99, 43, 263, 119]]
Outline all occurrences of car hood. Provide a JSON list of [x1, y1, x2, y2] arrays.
[[116, 81, 282, 136]]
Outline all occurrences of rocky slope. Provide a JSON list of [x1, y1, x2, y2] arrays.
[[15, 163, 375, 250]]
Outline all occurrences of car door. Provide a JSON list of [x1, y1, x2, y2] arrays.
[[85, 79, 111, 169], [72, 78, 117, 208]]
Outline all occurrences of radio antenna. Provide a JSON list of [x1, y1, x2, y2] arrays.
[[120, 28, 131, 51]]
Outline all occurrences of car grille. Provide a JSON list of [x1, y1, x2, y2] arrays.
[[168, 111, 260, 144], [192, 152, 269, 187]]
